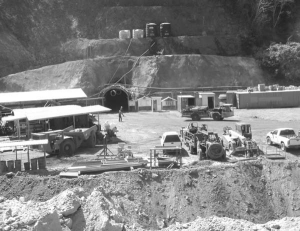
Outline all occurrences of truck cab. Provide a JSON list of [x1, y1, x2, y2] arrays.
[[235, 123, 252, 139]]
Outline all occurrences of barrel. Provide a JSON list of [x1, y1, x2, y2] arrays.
[[0, 161, 7, 173], [37, 157, 45, 169], [7, 160, 14, 172], [160, 23, 171, 37], [132, 29, 144, 39], [119, 30, 131, 39], [15, 160, 21, 172], [30, 158, 37, 170], [24, 162, 30, 171], [146, 23, 158, 37]]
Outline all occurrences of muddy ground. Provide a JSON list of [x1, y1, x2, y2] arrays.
[[1, 108, 300, 230]]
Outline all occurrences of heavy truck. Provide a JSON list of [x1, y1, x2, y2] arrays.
[[221, 123, 259, 157], [31, 125, 97, 157], [181, 123, 226, 160], [181, 104, 234, 121]]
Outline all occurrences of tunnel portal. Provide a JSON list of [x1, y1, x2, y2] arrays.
[[103, 86, 129, 112]]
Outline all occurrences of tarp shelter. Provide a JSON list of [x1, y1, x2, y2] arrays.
[[151, 97, 162, 112], [0, 88, 87, 105], [177, 95, 195, 112], [162, 97, 177, 110], [137, 96, 152, 111], [1, 105, 111, 137]]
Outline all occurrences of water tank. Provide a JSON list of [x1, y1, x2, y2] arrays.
[[119, 30, 131, 39], [160, 23, 171, 37], [132, 29, 144, 39], [146, 23, 158, 38]]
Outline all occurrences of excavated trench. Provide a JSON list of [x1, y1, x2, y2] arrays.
[[0, 159, 300, 230]]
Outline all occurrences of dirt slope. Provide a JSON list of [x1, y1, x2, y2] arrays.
[[0, 55, 265, 95], [0, 160, 300, 230]]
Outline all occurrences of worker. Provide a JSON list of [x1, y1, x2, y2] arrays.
[[119, 106, 124, 122]]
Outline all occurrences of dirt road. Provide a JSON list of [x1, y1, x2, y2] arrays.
[[38, 107, 300, 170]]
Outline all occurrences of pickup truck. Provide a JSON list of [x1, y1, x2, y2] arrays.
[[266, 128, 300, 151]]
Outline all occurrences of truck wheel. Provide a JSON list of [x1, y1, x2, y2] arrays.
[[266, 137, 272, 145], [87, 131, 96, 148], [191, 114, 200, 121], [212, 113, 221, 121], [59, 139, 75, 157], [281, 142, 286, 151]]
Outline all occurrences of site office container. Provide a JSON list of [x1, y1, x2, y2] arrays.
[[236, 90, 300, 109], [162, 97, 177, 110], [177, 95, 195, 112]]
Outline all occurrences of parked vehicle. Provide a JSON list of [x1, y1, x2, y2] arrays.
[[31, 125, 98, 156], [160, 131, 182, 148], [222, 123, 258, 156], [181, 104, 234, 121], [266, 128, 300, 151]]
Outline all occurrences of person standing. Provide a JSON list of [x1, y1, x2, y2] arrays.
[[119, 106, 124, 122]]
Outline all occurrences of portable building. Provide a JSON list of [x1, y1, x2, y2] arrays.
[[177, 95, 195, 112], [128, 100, 136, 112], [236, 90, 300, 109], [151, 97, 162, 112], [137, 96, 152, 111], [162, 97, 177, 110], [197, 92, 215, 109]]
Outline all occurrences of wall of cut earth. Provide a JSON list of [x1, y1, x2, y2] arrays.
[[0, 55, 265, 96]]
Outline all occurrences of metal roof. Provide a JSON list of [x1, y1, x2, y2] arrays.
[[1, 105, 111, 122], [162, 97, 176, 101], [0, 88, 87, 104], [177, 95, 195, 98], [0, 139, 48, 148]]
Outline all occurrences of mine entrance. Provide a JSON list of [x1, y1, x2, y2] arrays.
[[104, 88, 129, 112]]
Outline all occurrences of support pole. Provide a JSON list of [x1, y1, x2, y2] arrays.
[[15, 147, 17, 160], [150, 149, 152, 170], [44, 146, 46, 169], [27, 145, 30, 163], [73, 116, 76, 129]]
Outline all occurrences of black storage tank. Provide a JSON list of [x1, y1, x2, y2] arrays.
[[160, 23, 171, 37], [146, 23, 158, 37]]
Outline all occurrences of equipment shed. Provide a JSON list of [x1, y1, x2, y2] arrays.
[[236, 90, 300, 109], [137, 96, 152, 111], [162, 97, 177, 110], [177, 95, 195, 112]]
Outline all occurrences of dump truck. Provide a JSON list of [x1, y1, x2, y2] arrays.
[[31, 125, 98, 156], [181, 104, 234, 121], [181, 123, 226, 160], [221, 123, 259, 157]]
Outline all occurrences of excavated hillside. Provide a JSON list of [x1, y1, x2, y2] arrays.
[[0, 55, 265, 95], [1, 160, 300, 230]]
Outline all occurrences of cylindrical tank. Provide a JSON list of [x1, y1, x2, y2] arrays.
[[15, 160, 21, 172], [7, 160, 14, 172], [146, 23, 158, 37], [38, 157, 46, 169], [0, 161, 7, 173], [31, 158, 37, 170], [119, 30, 131, 39], [132, 29, 144, 39], [206, 143, 226, 160], [160, 23, 171, 37], [24, 162, 30, 171]]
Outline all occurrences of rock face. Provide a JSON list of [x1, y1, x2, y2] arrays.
[[0, 55, 266, 96]]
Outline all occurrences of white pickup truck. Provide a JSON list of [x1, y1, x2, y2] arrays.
[[266, 128, 300, 151]]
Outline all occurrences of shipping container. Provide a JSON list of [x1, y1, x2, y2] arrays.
[[177, 95, 195, 112], [236, 90, 300, 109]]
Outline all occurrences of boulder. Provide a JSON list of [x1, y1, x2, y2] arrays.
[[33, 210, 62, 231]]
